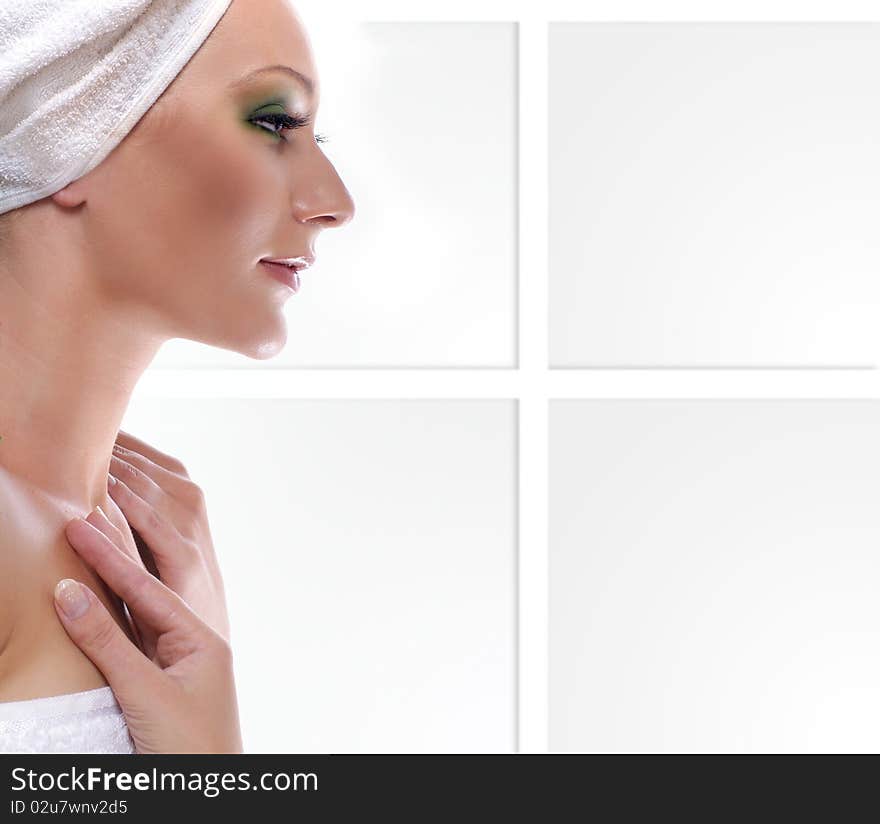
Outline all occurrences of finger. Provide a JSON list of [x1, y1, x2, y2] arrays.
[[114, 430, 188, 476], [107, 474, 198, 576], [86, 505, 143, 567], [130, 527, 161, 580], [64, 517, 200, 638], [85, 507, 149, 654], [110, 451, 178, 510], [52, 578, 165, 703], [110, 451, 202, 529]]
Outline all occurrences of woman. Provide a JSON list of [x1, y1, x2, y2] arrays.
[[0, 0, 355, 752]]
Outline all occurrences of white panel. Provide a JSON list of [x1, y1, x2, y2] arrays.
[[550, 400, 880, 752], [119, 399, 517, 752], [153, 21, 518, 368], [549, 23, 880, 366]]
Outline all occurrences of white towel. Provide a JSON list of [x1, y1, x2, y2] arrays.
[[0, 685, 136, 754], [0, 0, 233, 215]]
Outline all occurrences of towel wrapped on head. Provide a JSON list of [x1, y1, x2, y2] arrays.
[[0, 0, 234, 216]]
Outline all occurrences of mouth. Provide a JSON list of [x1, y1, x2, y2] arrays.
[[259, 258, 309, 294]]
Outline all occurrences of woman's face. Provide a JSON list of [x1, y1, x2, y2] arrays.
[[70, 0, 355, 359]]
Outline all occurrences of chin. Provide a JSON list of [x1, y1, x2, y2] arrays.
[[248, 338, 287, 360], [242, 322, 289, 360], [208, 337, 286, 360], [182, 305, 289, 359]]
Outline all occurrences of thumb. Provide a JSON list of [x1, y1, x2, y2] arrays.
[[52, 578, 163, 704]]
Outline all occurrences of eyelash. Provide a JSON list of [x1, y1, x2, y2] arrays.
[[249, 111, 329, 144]]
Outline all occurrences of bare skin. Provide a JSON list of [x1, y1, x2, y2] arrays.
[[0, 0, 355, 702]]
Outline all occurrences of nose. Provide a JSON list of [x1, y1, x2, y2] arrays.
[[290, 155, 356, 230]]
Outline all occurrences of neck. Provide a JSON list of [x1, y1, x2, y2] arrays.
[[0, 235, 165, 516]]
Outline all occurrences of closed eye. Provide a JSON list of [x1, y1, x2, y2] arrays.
[[249, 111, 329, 144]]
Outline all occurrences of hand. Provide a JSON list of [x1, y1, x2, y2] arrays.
[[106, 430, 231, 644], [54, 511, 243, 754]]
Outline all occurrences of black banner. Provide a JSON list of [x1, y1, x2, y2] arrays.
[[0, 753, 868, 818]]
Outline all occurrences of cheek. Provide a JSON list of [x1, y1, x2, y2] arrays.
[[151, 124, 282, 265], [87, 116, 292, 316]]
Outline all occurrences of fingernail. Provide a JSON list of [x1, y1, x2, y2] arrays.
[[54, 579, 89, 619], [107, 473, 116, 488], [95, 504, 109, 522]]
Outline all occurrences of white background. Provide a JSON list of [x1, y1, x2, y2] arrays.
[[549, 23, 880, 367], [124, 0, 880, 753], [550, 400, 880, 752], [120, 398, 516, 752]]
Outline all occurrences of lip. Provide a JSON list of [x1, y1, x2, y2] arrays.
[[260, 260, 302, 293], [260, 253, 315, 271]]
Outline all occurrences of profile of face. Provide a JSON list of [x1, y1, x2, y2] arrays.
[[50, 0, 355, 360]]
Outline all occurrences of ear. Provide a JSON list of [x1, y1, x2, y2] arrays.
[[50, 180, 87, 209]]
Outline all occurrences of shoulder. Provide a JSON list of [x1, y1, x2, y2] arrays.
[[0, 481, 23, 655], [0, 481, 115, 701]]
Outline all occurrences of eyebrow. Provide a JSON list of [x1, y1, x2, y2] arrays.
[[229, 64, 315, 96]]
